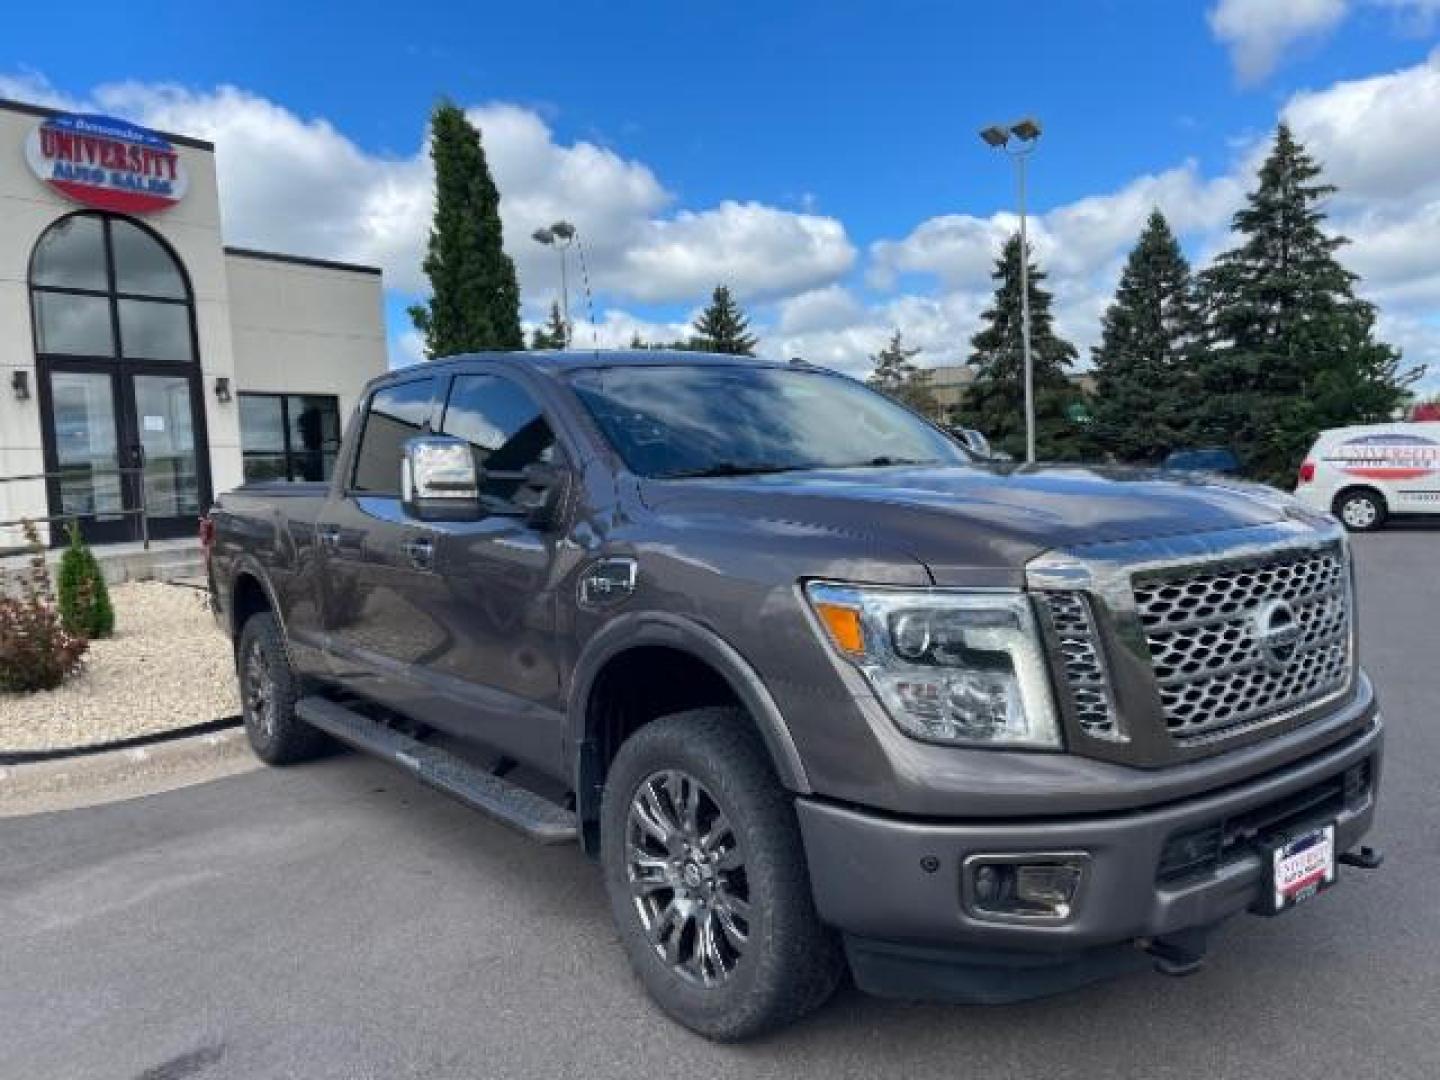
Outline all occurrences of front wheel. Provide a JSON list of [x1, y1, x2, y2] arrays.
[[600, 707, 843, 1041], [1336, 489, 1386, 532]]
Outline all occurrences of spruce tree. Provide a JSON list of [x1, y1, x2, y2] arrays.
[[57, 522, 114, 639], [867, 330, 938, 416], [958, 234, 1083, 459], [1196, 125, 1418, 482], [692, 285, 758, 355], [1089, 210, 1202, 463], [408, 102, 524, 357], [529, 301, 569, 350]]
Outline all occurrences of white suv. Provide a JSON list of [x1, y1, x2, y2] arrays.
[[1293, 422, 1440, 531]]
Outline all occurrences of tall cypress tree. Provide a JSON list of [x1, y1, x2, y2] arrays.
[[408, 102, 524, 357], [1089, 210, 1201, 463], [867, 330, 938, 416], [958, 234, 1082, 459], [1196, 124, 1418, 482], [692, 285, 758, 355]]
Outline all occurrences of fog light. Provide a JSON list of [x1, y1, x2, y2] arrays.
[[964, 854, 1088, 922]]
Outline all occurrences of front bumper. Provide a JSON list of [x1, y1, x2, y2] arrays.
[[796, 713, 1382, 1000]]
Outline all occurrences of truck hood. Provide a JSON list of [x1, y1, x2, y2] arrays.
[[639, 464, 1298, 580]]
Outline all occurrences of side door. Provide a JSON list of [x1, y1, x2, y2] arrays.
[[316, 376, 448, 714], [420, 370, 571, 778]]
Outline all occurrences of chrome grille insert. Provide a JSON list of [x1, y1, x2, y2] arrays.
[[1134, 545, 1351, 741], [1041, 592, 1121, 740]]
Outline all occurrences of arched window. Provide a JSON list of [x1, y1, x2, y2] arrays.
[[30, 212, 195, 364]]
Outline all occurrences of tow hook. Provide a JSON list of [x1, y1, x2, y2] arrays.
[[1139, 928, 1209, 977], [1339, 845, 1385, 870]]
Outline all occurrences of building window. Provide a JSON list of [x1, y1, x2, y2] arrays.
[[30, 212, 195, 364], [239, 393, 342, 483]]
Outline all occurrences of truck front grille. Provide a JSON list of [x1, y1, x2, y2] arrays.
[[1133, 544, 1352, 743]]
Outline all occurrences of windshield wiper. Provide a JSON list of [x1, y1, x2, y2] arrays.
[[840, 456, 938, 468], [660, 462, 806, 479]]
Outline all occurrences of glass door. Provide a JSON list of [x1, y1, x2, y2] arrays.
[[125, 371, 206, 541], [42, 368, 133, 545]]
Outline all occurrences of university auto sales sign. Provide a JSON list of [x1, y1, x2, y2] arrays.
[[25, 112, 188, 213]]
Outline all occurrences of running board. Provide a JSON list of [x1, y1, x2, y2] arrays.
[[296, 696, 577, 844]]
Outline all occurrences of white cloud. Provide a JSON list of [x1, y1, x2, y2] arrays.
[[1208, 0, 1349, 84], [0, 74, 851, 308]]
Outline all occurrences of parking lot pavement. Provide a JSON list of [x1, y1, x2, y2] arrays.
[[2, 530, 1438, 1080]]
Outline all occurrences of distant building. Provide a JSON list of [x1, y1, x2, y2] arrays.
[[918, 364, 1097, 418]]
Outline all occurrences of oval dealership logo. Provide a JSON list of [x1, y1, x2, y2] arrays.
[[1253, 599, 1302, 671], [25, 112, 188, 214]]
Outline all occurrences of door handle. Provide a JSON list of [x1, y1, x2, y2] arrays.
[[317, 525, 341, 550], [403, 536, 435, 569]]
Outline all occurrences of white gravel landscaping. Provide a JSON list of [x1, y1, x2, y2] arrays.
[[0, 581, 240, 752]]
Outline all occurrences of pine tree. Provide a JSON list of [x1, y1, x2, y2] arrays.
[[56, 522, 114, 639], [1196, 125, 1419, 482], [1089, 210, 1202, 463], [867, 330, 938, 416], [958, 234, 1083, 459], [529, 301, 570, 350], [408, 102, 524, 357], [692, 285, 758, 355]]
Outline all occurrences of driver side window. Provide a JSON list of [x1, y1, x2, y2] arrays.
[[440, 374, 557, 511]]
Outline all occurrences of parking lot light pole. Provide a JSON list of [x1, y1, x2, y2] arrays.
[[532, 221, 577, 345], [980, 118, 1042, 464]]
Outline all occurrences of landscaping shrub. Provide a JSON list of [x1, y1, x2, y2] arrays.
[[57, 522, 114, 639], [0, 521, 88, 693]]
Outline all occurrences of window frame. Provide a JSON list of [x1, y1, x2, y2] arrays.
[[28, 210, 198, 367], [239, 391, 342, 484]]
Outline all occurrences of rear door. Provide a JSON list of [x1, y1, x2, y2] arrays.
[[316, 376, 444, 711]]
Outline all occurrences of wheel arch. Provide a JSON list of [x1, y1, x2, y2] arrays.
[[569, 612, 810, 855]]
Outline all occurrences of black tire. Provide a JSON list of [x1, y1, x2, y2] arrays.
[[236, 611, 328, 765], [600, 707, 843, 1041], [1335, 488, 1386, 533]]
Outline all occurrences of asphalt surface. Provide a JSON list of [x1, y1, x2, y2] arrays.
[[3, 529, 1438, 1080]]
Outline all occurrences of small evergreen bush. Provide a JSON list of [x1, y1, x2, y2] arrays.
[[0, 521, 88, 692], [57, 522, 114, 639]]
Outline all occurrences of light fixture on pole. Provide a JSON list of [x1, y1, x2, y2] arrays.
[[979, 116, 1042, 464], [532, 220, 576, 346]]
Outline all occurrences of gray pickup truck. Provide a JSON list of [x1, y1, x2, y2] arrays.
[[208, 349, 1383, 1040]]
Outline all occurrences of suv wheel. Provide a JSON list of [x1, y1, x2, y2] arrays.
[[1336, 489, 1385, 532], [237, 612, 328, 765], [600, 707, 843, 1041]]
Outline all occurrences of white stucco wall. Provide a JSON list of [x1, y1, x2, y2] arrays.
[[223, 251, 387, 482]]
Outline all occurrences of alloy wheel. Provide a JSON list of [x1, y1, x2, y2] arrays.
[[625, 769, 751, 986], [242, 642, 277, 740]]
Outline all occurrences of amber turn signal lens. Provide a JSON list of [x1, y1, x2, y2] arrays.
[[815, 602, 865, 656]]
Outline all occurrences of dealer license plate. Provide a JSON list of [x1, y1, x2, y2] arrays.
[[1267, 824, 1337, 913]]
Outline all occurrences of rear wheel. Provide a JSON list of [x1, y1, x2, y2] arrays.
[[237, 612, 328, 765], [1335, 489, 1386, 532], [600, 707, 842, 1041]]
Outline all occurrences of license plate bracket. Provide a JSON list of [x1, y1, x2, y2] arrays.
[[1253, 823, 1337, 916]]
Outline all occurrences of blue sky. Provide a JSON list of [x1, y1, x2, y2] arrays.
[[4, 1, 1439, 389]]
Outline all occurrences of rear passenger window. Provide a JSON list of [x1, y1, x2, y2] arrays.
[[441, 374, 557, 510], [351, 379, 435, 494]]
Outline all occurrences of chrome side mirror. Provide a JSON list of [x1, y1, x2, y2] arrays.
[[401, 436, 480, 522]]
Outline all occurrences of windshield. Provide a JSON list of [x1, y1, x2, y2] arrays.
[[567, 364, 969, 479]]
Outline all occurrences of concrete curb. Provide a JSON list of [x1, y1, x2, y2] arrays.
[[0, 726, 260, 817]]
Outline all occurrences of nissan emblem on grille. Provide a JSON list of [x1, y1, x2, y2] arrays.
[[1253, 599, 1302, 670]]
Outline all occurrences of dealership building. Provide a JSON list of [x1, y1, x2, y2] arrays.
[[0, 99, 388, 549]]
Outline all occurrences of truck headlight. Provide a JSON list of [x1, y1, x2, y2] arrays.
[[804, 583, 1061, 749]]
